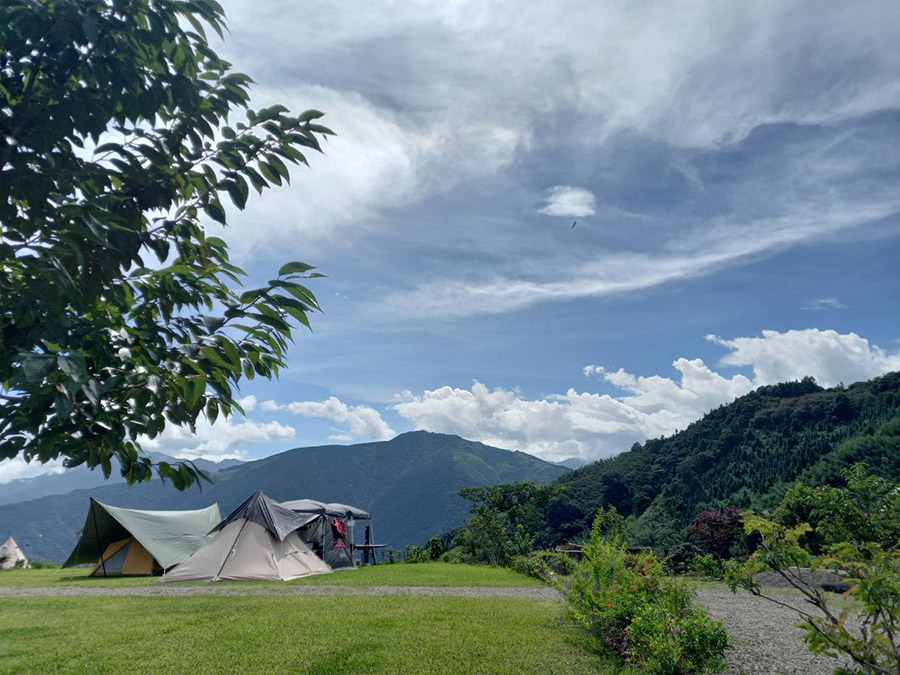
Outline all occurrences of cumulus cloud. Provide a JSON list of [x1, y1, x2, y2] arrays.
[[262, 396, 396, 442], [394, 329, 899, 461], [0, 458, 66, 485], [707, 329, 900, 388], [538, 186, 597, 218], [140, 417, 296, 461]]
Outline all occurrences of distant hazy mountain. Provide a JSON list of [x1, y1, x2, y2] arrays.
[[552, 457, 588, 470], [0, 431, 567, 563], [0, 453, 244, 507]]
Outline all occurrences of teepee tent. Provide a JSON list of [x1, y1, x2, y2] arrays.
[[0, 537, 29, 569], [163, 491, 332, 582], [64, 498, 221, 576]]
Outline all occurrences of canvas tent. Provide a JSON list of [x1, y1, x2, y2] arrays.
[[0, 537, 29, 569], [282, 499, 370, 570], [163, 491, 332, 582], [64, 498, 221, 576]]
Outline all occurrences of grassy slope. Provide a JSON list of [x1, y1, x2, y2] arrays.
[[0, 562, 542, 588]]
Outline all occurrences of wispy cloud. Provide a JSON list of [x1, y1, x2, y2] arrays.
[[802, 297, 848, 311]]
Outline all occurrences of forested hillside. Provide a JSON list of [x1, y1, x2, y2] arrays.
[[545, 372, 900, 549]]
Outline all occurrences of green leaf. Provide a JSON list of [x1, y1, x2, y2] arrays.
[[278, 262, 314, 276]]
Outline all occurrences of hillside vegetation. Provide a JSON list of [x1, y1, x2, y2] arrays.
[[546, 372, 900, 548], [0, 431, 566, 562]]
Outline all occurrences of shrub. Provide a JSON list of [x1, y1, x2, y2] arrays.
[[664, 541, 704, 574], [426, 536, 444, 561], [690, 553, 725, 580], [729, 464, 900, 674], [401, 545, 430, 564], [566, 508, 728, 674], [687, 506, 743, 560]]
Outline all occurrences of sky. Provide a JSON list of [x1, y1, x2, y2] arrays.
[[3, 0, 900, 482]]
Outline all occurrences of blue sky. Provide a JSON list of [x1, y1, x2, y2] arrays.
[[3, 0, 899, 482]]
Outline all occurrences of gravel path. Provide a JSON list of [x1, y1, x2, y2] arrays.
[[697, 585, 853, 675], [0, 584, 560, 600]]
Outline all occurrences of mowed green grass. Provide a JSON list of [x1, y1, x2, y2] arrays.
[[0, 562, 541, 588], [0, 595, 621, 674]]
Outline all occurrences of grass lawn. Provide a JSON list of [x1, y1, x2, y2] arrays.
[[0, 562, 542, 588], [0, 594, 622, 674]]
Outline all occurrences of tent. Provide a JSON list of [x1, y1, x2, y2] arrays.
[[0, 537, 29, 569], [63, 498, 221, 576], [163, 491, 332, 582], [282, 498, 370, 569]]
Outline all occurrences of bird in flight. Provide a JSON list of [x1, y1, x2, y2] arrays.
[[572, 220, 577, 228]]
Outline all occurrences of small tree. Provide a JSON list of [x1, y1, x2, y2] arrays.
[[686, 506, 743, 560], [1, 0, 334, 487], [728, 464, 900, 674]]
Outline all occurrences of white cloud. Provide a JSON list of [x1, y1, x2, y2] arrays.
[[538, 186, 597, 218], [0, 458, 65, 485], [262, 396, 396, 442], [215, 0, 900, 255], [376, 199, 899, 320], [237, 394, 258, 411], [708, 329, 900, 388], [394, 329, 899, 461], [140, 417, 296, 461], [802, 297, 847, 311]]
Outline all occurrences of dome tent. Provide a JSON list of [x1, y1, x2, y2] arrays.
[[163, 491, 332, 582], [281, 498, 370, 569]]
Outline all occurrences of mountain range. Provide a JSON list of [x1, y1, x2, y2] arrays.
[[0, 431, 567, 563]]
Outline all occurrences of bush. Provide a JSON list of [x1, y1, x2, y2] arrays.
[[426, 536, 444, 561], [664, 542, 704, 574], [401, 545, 430, 563], [566, 508, 728, 674], [27, 560, 58, 569], [729, 464, 900, 674], [690, 553, 725, 580], [512, 550, 578, 580]]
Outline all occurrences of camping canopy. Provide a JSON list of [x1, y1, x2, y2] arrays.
[[0, 537, 29, 569], [281, 499, 370, 520], [164, 491, 331, 582], [64, 499, 221, 570]]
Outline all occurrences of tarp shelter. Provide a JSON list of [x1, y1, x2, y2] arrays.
[[282, 499, 370, 569], [163, 491, 332, 582], [0, 537, 29, 569], [63, 499, 221, 576]]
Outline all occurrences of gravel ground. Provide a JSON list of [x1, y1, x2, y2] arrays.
[[697, 585, 853, 675], [0, 584, 560, 600]]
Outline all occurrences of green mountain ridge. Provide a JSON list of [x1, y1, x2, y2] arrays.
[[0, 431, 567, 563], [544, 372, 900, 549]]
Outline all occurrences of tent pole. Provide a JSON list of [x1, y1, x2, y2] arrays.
[[213, 518, 249, 581], [89, 496, 108, 577]]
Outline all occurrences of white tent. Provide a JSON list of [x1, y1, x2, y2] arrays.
[[163, 491, 332, 582], [0, 537, 29, 569]]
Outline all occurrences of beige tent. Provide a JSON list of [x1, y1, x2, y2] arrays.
[[0, 537, 29, 569], [163, 491, 332, 582]]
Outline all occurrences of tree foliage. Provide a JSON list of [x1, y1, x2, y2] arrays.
[[545, 374, 900, 549], [686, 506, 744, 560], [728, 464, 900, 674], [0, 0, 334, 487]]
